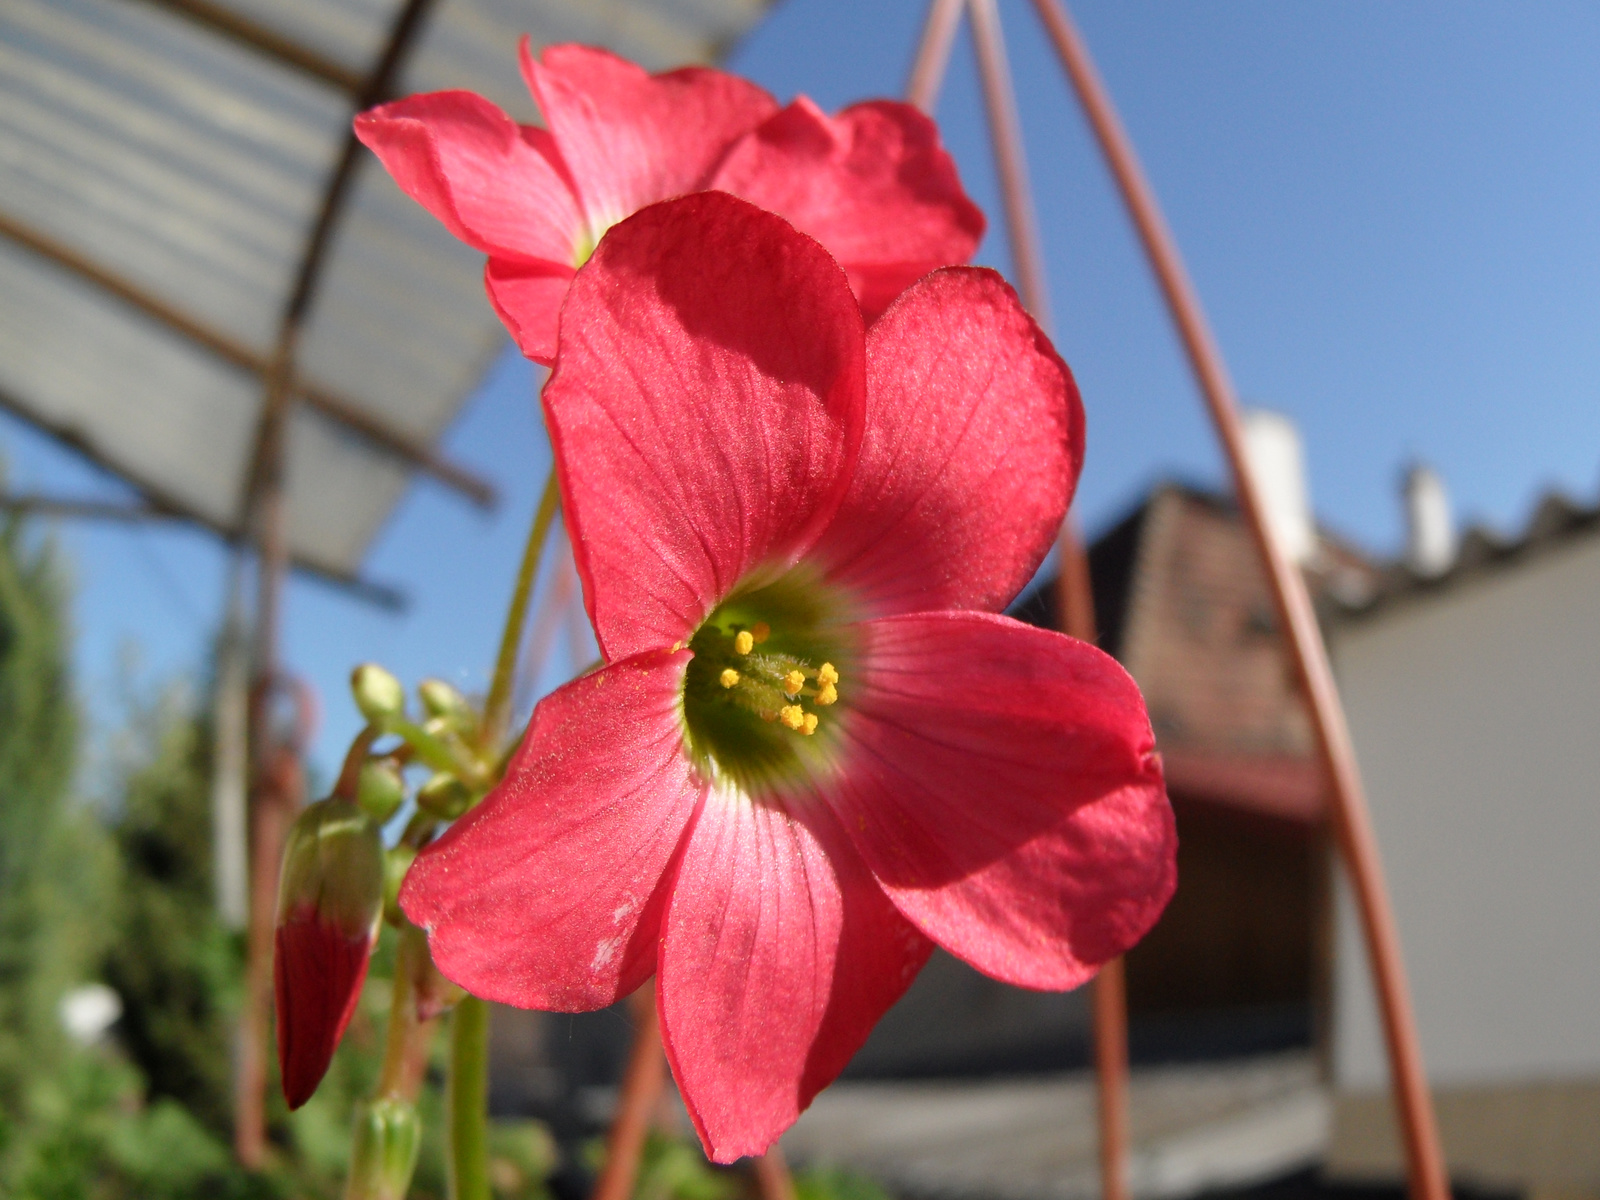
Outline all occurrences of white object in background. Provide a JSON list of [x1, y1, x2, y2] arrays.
[[60, 983, 123, 1045], [211, 564, 250, 930], [1403, 464, 1457, 578], [1242, 409, 1317, 566]]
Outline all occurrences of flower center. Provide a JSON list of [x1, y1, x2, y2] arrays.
[[572, 214, 621, 269], [681, 570, 854, 794]]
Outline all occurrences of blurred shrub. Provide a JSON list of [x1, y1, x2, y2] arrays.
[[100, 683, 239, 1140], [793, 1164, 894, 1200]]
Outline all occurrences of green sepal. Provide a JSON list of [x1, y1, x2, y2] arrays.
[[346, 1097, 421, 1200], [275, 797, 383, 941]]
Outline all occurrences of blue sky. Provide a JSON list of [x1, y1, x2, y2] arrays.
[[7, 0, 1599, 778]]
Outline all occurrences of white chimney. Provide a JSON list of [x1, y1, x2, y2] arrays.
[[1403, 463, 1456, 577], [1242, 409, 1316, 565]]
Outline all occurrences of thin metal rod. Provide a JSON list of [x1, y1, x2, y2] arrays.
[[0, 211, 495, 508], [128, 0, 366, 94], [1027, 4, 1448, 1196], [589, 990, 668, 1200], [906, 0, 964, 115], [1056, 523, 1129, 1198], [966, 0, 1052, 329]]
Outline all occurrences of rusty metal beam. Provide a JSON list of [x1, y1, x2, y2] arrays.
[[234, 0, 438, 1167], [127, 0, 366, 95], [0, 211, 496, 509], [0, 493, 168, 522], [0, 388, 405, 610]]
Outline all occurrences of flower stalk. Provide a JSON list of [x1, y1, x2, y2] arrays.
[[447, 995, 492, 1200], [482, 468, 561, 751]]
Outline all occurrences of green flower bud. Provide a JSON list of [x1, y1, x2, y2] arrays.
[[347, 1097, 421, 1200], [356, 760, 405, 824], [418, 678, 472, 723], [417, 772, 472, 820], [351, 663, 405, 726], [383, 843, 416, 927]]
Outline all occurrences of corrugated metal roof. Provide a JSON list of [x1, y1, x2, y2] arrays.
[[0, 0, 771, 594]]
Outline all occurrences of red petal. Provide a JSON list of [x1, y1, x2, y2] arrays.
[[275, 914, 374, 1109], [484, 258, 574, 364], [659, 795, 931, 1163], [826, 612, 1175, 990], [521, 42, 777, 237], [355, 91, 583, 265], [713, 98, 985, 319], [400, 650, 704, 1010], [814, 269, 1082, 617], [545, 192, 867, 661]]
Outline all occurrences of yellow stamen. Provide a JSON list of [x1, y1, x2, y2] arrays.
[[734, 630, 755, 655], [782, 669, 806, 697], [818, 662, 839, 686], [816, 682, 838, 706], [779, 704, 806, 731], [719, 668, 740, 689], [751, 621, 771, 644], [801, 713, 819, 736]]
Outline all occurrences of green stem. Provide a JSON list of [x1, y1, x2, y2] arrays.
[[481, 469, 561, 753], [447, 994, 491, 1200]]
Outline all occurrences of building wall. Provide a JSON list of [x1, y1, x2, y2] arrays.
[[1330, 534, 1600, 1091]]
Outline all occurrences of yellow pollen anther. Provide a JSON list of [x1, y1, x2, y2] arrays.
[[779, 704, 806, 731], [751, 621, 771, 644], [818, 662, 839, 686], [816, 682, 838, 706], [734, 630, 755, 655], [801, 713, 819, 736], [719, 668, 740, 689], [782, 669, 806, 697]]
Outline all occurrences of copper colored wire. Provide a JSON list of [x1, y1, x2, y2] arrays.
[[905, 0, 964, 115], [753, 1145, 799, 1200], [1026, 2, 1448, 1196], [589, 989, 669, 1200], [1057, 523, 1130, 1198], [965, 0, 1052, 329]]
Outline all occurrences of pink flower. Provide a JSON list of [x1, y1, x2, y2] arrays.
[[400, 194, 1175, 1161], [355, 43, 984, 363]]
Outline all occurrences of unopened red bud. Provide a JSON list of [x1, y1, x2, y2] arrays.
[[351, 663, 405, 726], [357, 760, 405, 823], [274, 798, 383, 1109]]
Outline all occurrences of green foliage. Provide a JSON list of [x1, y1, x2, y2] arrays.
[[0, 514, 80, 1121], [793, 1164, 894, 1200], [100, 685, 239, 1139]]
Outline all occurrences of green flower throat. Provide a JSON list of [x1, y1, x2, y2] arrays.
[[680, 571, 855, 793]]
